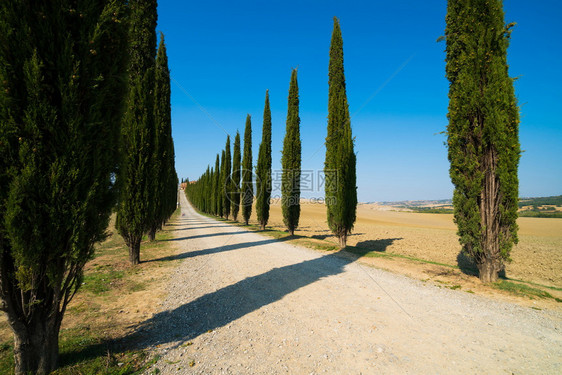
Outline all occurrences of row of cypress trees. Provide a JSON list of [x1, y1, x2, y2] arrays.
[[116, 0, 178, 265], [0, 0, 177, 373], [191, 2, 521, 285], [187, 18, 357, 247]]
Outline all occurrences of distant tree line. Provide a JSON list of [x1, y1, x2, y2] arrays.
[[0, 0, 177, 373]]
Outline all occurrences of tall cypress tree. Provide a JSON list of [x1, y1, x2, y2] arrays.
[[0, 1, 128, 373], [282, 70, 302, 235], [212, 154, 220, 216], [148, 32, 172, 241], [445, 0, 520, 282], [231, 131, 242, 221], [207, 167, 217, 215], [256, 90, 273, 230], [242, 115, 253, 225], [325, 17, 357, 248], [116, 0, 158, 264], [159, 33, 178, 223], [205, 165, 212, 213], [219, 149, 225, 217], [223, 136, 232, 219]]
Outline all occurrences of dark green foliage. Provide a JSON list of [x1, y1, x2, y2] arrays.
[[446, 0, 520, 282], [325, 18, 357, 248], [218, 150, 225, 217], [281, 70, 302, 235], [187, 166, 212, 214], [256, 91, 273, 230], [148, 32, 177, 240], [223, 136, 232, 219], [231, 131, 242, 221], [242, 115, 253, 225], [0, 1, 128, 373], [212, 154, 220, 215], [116, 0, 158, 265]]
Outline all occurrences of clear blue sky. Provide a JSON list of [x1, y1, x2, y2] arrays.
[[157, 0, 561, 202]]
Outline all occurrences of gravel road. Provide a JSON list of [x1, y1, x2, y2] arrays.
[[139, 192, 562, 374]]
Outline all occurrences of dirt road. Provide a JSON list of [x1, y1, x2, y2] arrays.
[[141, 193, 561, 374]]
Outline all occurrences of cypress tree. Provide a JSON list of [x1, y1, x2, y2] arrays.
[[231, 131, 242, 221], [159, 32, 178, 225], [209, 166, 215, 214], [445, 0, 520, 282], [116, 0, 158, 264], [212, 154, 220, 216], [0, 1, 128, 373], [281, 70, 302, 235], [325, 17, 357, 248], [223, 136, 232, 219], [242, 115, 253, 225], [148, 32, 172, 241], [219, 149, 225, 217], [256, 90, 273, 230]]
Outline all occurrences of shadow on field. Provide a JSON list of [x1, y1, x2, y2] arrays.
[[355, 238, 403, 252], [311, 232, 365, 240], [118, 236, 398, 352]]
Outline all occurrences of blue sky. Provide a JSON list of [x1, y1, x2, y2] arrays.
[[157, 0, 561, 202]]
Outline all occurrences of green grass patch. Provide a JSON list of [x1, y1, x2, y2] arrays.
[[492, 280, 557, 301], [82, 267, 125, 295], [0, 341, 14, 375], [0, 328, 158, 375]]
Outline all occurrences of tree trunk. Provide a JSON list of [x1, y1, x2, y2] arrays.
[[260, 223, 265, 231], [477, 258, 498, 283], [339, 234, 347, 249], [12, 315, 60, 375], [129, 240, 140, 265], [479, 146, 501, 283], [148, 228, 156, 242]]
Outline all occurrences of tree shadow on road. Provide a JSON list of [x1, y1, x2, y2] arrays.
[[144, 236, 295, 263], [123, 244, 375, 351], [171, 225, 233, 231], [120, 232, 406, 352], [160, 231, 245, 242]]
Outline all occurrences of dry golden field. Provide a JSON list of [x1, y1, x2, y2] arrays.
[[250, 201, 562, 290]]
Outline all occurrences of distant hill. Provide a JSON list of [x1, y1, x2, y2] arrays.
[[518, 195, 562, 208], [363, 195, 562, 217], [518, 195, 562, 218], [372, 199, 452, 208]]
